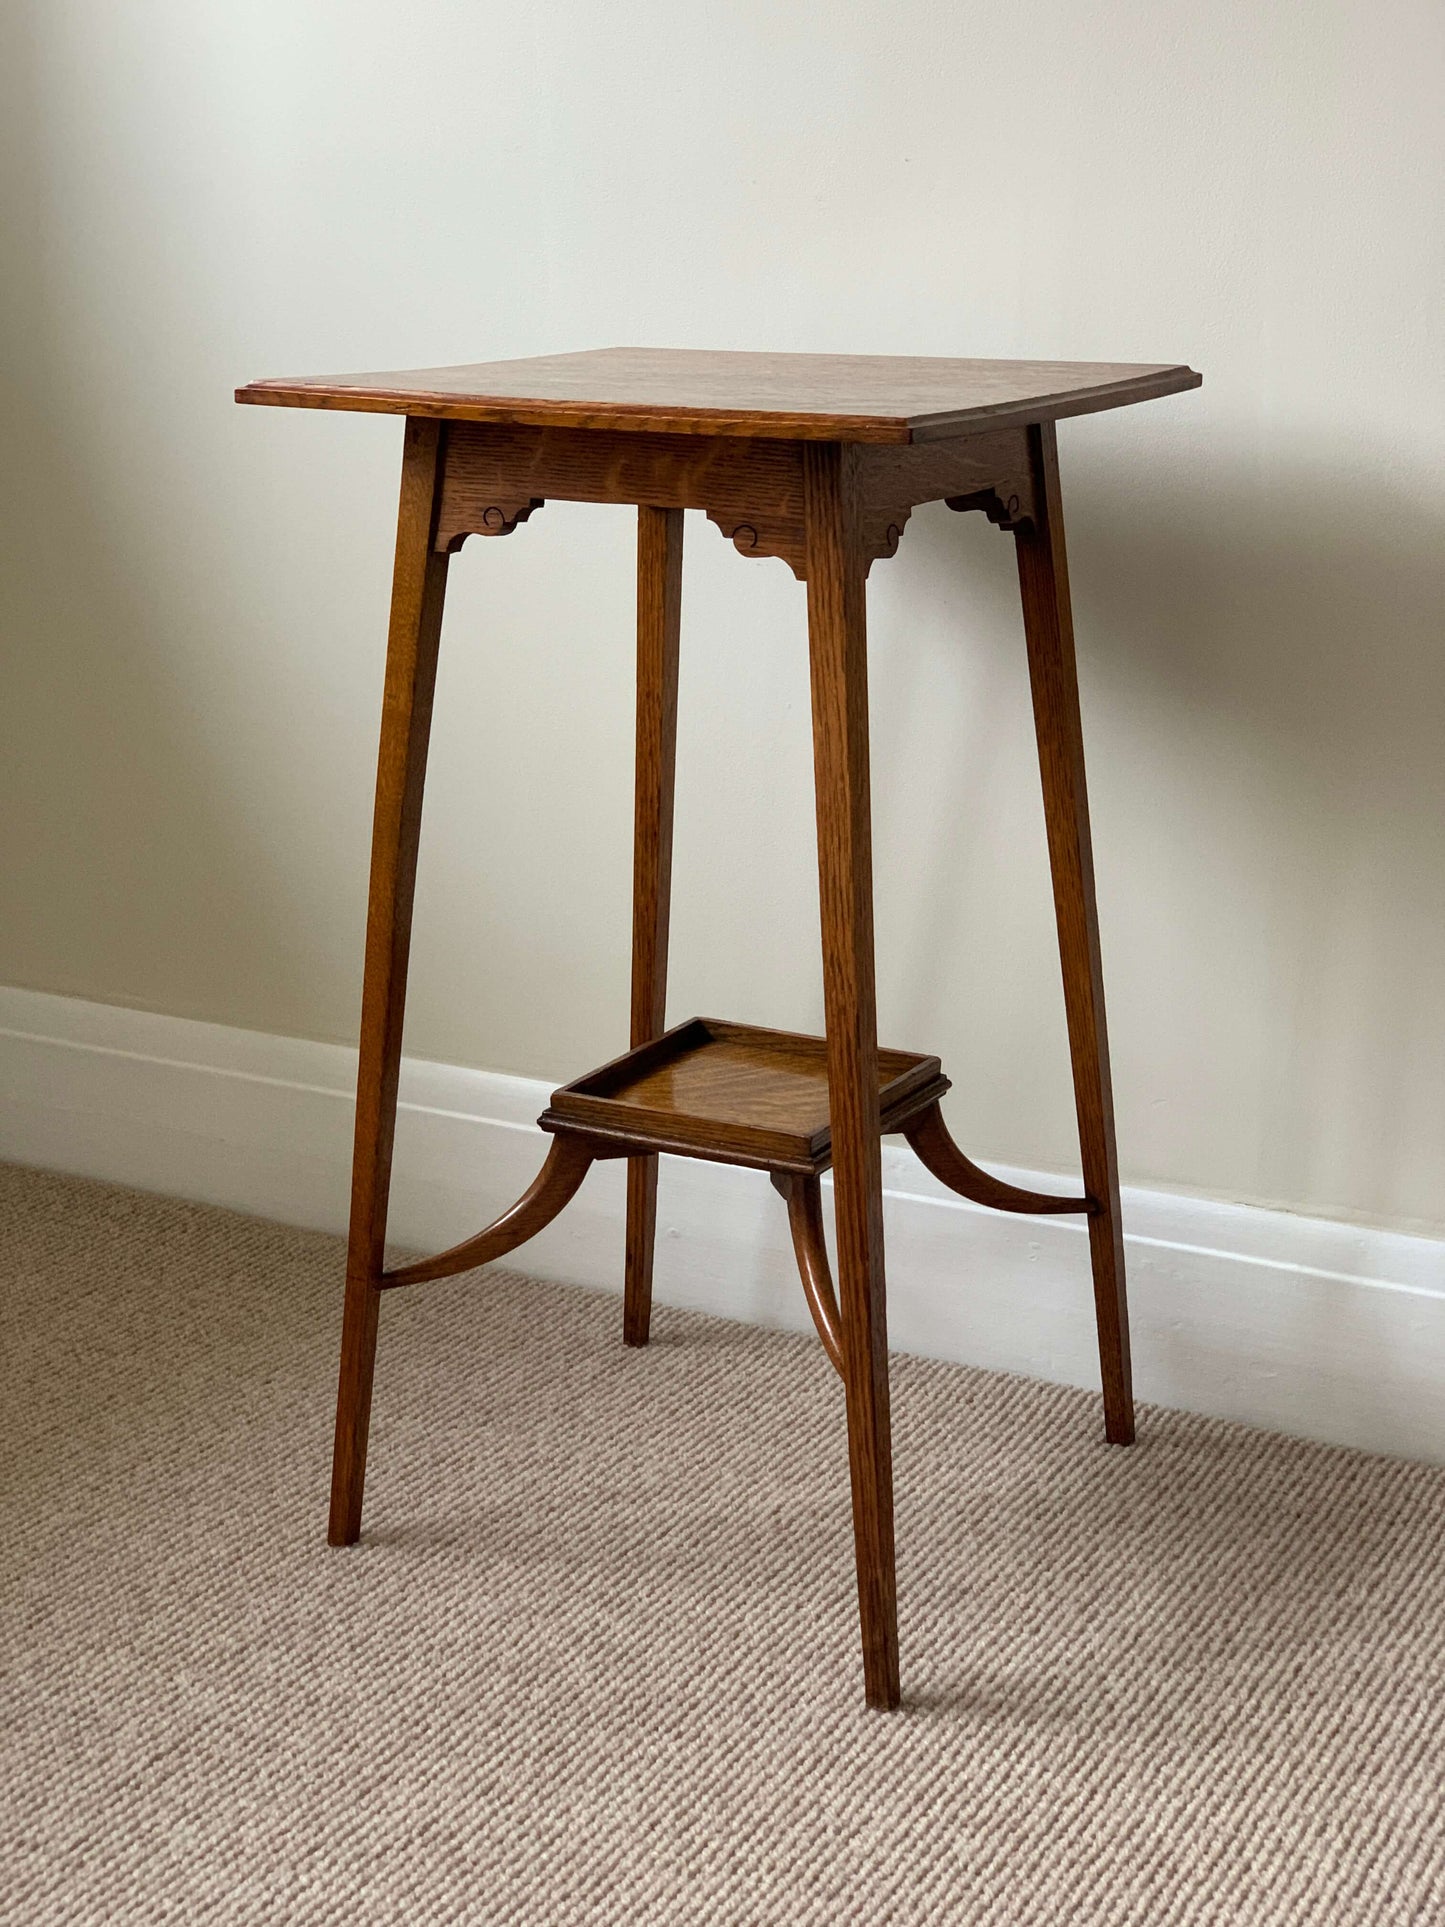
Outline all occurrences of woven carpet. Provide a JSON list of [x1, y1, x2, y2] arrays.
[[4, 1163, 1444, 1924]]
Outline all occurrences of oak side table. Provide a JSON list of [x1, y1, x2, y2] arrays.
[[237, 348, 1201, 1710]]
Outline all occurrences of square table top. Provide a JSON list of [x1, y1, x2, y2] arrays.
[[236, 346, 1200, 444]]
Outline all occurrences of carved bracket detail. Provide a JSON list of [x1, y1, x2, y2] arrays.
[[944, 486, 1032, 532], [858, 430, 1037, 564], [441, 496, 545, 550], [432, 421, 1038, 576], [705, 510, 807, 577]]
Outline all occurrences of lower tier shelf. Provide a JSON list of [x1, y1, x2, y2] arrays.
[[379, 1016, 1090, 1295], [538, 1016, 949, 1176]]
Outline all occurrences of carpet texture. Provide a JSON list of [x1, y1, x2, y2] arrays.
[[3, 1162, 1444, 1925]]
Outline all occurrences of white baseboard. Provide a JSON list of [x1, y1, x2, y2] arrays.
[[3, 984, 1443, 1464]]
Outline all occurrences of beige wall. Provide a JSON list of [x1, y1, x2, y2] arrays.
[[2, 2, 1442, 1231]]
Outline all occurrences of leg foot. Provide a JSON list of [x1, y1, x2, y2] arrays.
[[329, 1272, 380, 1544]]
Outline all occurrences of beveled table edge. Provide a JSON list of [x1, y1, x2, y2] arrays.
[[233, 365, 1202, 443]]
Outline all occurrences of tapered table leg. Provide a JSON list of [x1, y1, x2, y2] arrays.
[[624, 506, 683, 1347], [1015, 422, 1135, 1446], [329, 417, 451, 1544], [803, 443, 900, 1710]]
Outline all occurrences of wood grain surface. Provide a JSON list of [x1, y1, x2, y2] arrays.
[[542, 1017, 945, 1175], [237, 345, 1201, 443]]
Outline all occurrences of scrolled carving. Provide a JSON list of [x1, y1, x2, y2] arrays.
[[441, 496, 544, 550], [705, 509, 807, 578], [429, 419, 1039, 577], [855, 429, 1037, 567], [943, 486, 1031, 532], [436, 422, 809, 568]]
